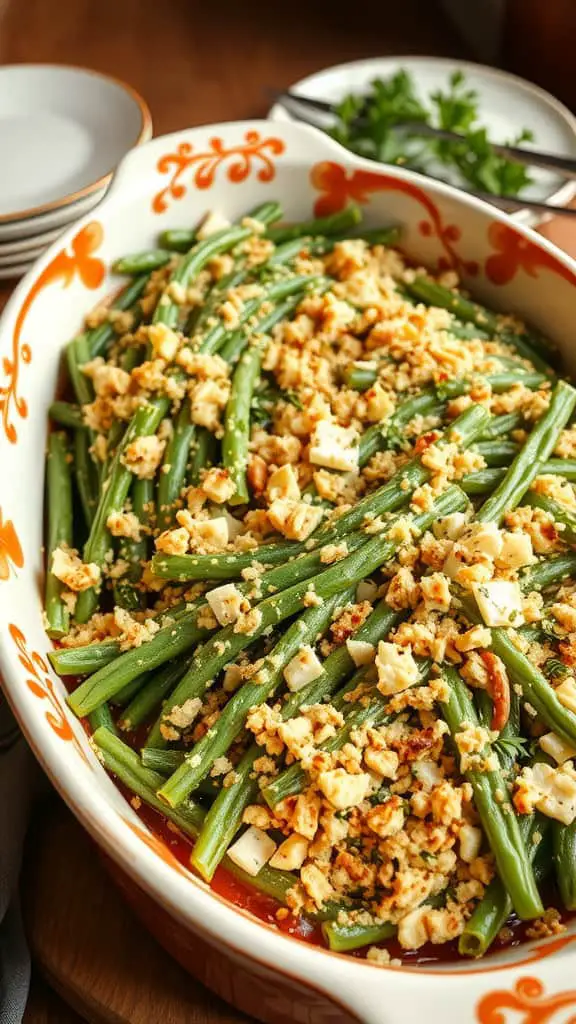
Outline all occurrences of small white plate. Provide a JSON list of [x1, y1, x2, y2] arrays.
[[0, 243, 49, 267], [269, 56, 576, 225], [0, 225, 64, 257], [0, 64, 152, 223], [0, 259, 33, 280], [0, 186, 106, 242]]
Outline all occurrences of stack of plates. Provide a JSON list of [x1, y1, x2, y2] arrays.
[[0, 65, 152, 280]]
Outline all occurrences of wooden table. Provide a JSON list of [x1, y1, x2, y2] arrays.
[[1, 0, 574, 1018]]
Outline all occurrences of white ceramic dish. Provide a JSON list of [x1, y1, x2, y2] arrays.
[[0, 226, 65, 258], [2, 119, 576, 1024], [0, 65, 152, 222], [0, 187, 107, 243], [269, 55, 576, 227]]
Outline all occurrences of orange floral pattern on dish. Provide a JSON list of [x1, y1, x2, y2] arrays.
[[152, 131, 286, 214], [485, 220, 576, 287], [9, 623, 89, 762], [0, 509, 23, 581], [309, 161, 479, 276], [0, 222, 105, 445], [476, 975, 576, 1023]]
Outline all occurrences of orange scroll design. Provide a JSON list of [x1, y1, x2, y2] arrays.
[[310, 161, 479, 276], [0, 223, 105, 444], [152, 131, 286, 214], [476, 976, 576, 1023], [0, 510, 23, 581], [484, 221, 576, 287], [9, 623, 89, 761]]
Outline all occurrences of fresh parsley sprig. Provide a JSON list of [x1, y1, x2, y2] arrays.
[[329, 69, 533, 198]]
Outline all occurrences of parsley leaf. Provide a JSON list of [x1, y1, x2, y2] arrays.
[[328, 68, 533, 198], [495, 734, 528, 761]]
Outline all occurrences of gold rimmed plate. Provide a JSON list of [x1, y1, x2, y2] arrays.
[[0, 64, 152, 226]]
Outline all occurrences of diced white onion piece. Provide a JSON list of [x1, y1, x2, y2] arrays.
[[227, 826, 277, 876], [206, 583, 244, 625], [196, 210, 231, 239], [471, 580, 525, 629], [346, 639, 375, 667], [309, 421, 359, 473], [283, 645, 324, 692]]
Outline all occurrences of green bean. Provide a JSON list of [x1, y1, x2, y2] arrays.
[[342, 363, 380, 392], [540, 459, 576, 481], [440, 666, 542, 921], [263, 659, 429, 808], [459, 594, 576, 748], [358, 393, 446, 467], [223, 340, 265, 504], [67, 333, 100, 518], [149, 487, 467, 752], [88, 702, 118, 736], [94, 726, 205, 828], [73, 429, 98, 528], [141, 748, 185, 773], [49, 640, 121, 676], [479, 411, 525, 440], [66, 336, 93, 407], [119, 660, 189, 731], [45, 432, 73, 638], [195, 274, 325, 357], [74, 395, 171, 623], [153, 203, 281, 329], [152, 404, 487, 582], [109, 674, 149, 707], [460, 815, 550, 956], [188, 428, 219, 486], [187, 263, 250, 336], [190, 745, 260, 880], [346, 362, 545, 395], [48, 601, 196, 677], [49, 401, 86, 430], [157, 399, 195, 530], [93, 727, 296, 905], [436, 371, 546, 401], [103, 420, 126, 481], [266, 206, 363, 244], [520, 552, 576, 593], [473, 440, 518, 466], [159, 590, 348, 807], [404, 276, 553, 374], [88, 275, 149, 358], [261, 689, 384, 807], [553, 819, 576, 910], [475, 381, 576, 525], [218, 292, 305, 365], [68, 598, 210, 716], [462, 460, 576, 495], [113, 477, 154, 611], [189, 602, 402, 881], [113, 250, 172, 275], [159, 230, 199, 253], [523, 490, 576, 547], [76, 532, 367, 725], [322, 920, 396, 953]]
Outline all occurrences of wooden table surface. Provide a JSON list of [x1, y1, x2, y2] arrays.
[[1, 0, 575, 1019]]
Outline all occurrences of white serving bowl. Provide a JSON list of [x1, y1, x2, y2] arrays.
[[2, 119, 576, 1024]]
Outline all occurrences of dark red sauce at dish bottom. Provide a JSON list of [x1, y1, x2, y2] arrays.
[[69, 671, 572, 963], [131, 789, 568, 965]]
